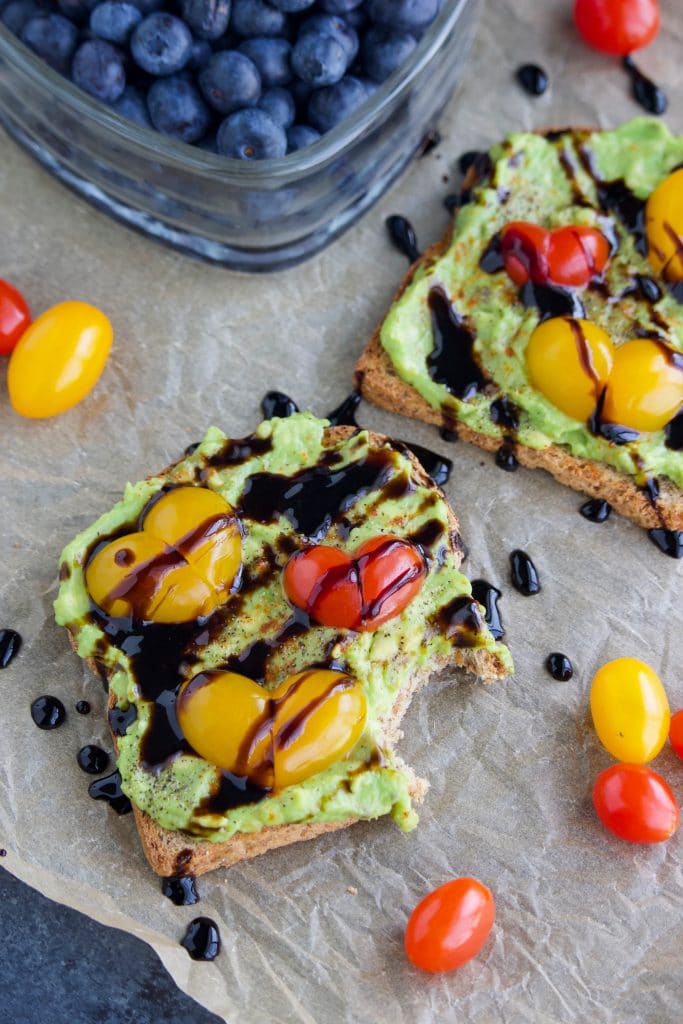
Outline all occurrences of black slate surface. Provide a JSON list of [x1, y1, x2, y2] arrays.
[[0, 867, 223, 1024]]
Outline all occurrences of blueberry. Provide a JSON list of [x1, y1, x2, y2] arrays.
[[342, 6, 367, 31], [56, 0, 99, 21], [286, 122, 319, 151], [298, 14, 358, 62], [238, 36, 291, 86], [131, 13, 192, 76], [229, 0, 284, 37], [256, 85, 294, 127], [198, 49, 260, 113], [307, 74, 368, 132], [2, 0, 51, 35], [216, 107, 286, 158], [111, 83, 151, 124], [291, 32, 347, 87], [147, 74, 210, 141], [267, 0, 314, 11], [319, 0, 362, 11], [72, 38, 126, 101], [20, 13, 78, 72], [361, 27, 416, 83], [90, 0, 141, 43], [126, 0, 163, 11], [367, 0, 438, 33], [187, 35, 212, 70], [180, 0, 230, 40]]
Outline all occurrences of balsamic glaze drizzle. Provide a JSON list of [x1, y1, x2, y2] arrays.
[[0, 629, 21, 668], [162, 875, 200, 906], [88, 771, 132, 815], [75, 700, 91, 715], [326, 390, 361, 427], [426, 288, 486, 400], [579, 498, 612, 523], [181, 918, 220, 961], [546, 653, 573, 681], [470, 580, 504, 640], [77, 745, 110, 775], [397, 441, 452, 487], [30, 695, 66, 730], [386, 215, 421, 263], [509, 550, 540, 596], [261, 391, 299, 420], [622, 56, 668, 116], [515, 63, 549, 96]]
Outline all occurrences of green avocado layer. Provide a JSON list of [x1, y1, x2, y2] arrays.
[[55, 413, 511, 843], [380, 118, 683, 488]]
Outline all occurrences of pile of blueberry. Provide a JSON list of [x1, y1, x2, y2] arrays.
[[1, 0, 441, 158]]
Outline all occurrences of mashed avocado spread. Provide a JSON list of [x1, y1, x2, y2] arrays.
[[55, 413, 511, 843], [380, 118, 683, 488]]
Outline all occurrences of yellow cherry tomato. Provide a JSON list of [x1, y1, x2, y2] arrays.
[[526, 317, 614, 421], [85, 487, 241, 623], [602, 338, 683, 432], [590, 657, 670, 764], [646, 168, 683, 281], [177, 668, 367, 789], [7, 301, 112, 418]]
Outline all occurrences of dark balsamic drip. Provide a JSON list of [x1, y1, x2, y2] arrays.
[[409, 518, 446, 555], [77, 745, 110, 775], [108, 703, 138, 736], [458, 150, 485, 175], [439, 425, 458, 443], [544, 129, 571, 143], [397, 440, 452, 486], [495, 445, 519, 472], [0, 629, 21, 668], [88, 770, 132, 815], [59, 562, 70, 581], [222, 608, 311, 683], [670, 281, 683, 305], [509, 550, 540, 596], [635, 275, 662, 304], [0, 850, 6, 857], [479, 234, 504, 273], [437, 595, 485, 647], [520, 281, 585, 319], [30, 695, 66, 730], [470, 579, 504, 640], [418, 128, 442, 156], [427, 287, 486, 400], [579, 498, 612, 523], [648, 529, 683, 559], [238, 448, 395, 542], [184, 442, 200, 456], [546, 653, 573, 681], [515, 63, 549, 96], [199, 771, 269, 815], [587, 387, 639, 446], [444, 194, 460, 215], [622, 56, 668, 115], [203, 433, 272, 471], [261, 391, 299, 420], [75, 700, 91, 715], [181, 918, 220, 961], [162, 875, 199, 906], [386, 215, 421, 263], [594, 179, 647, 255], [665, 410, 683, 450], [643, 477, 659, 504], [558, 147, 588, 206], [490, 396, 520, 431], [326, 390, 361, 427]]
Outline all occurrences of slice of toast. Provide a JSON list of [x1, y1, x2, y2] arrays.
[[357, 126, 683, 533], [62, 422, 510, 878]]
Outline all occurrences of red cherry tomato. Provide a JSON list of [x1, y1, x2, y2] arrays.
[[500, 222, 550, 287], [404, 878, 495, 973], [0, 278, 31, 355], [669, 709, 683, 759], [500, 223, 610, 289], [593, 764, 679, 843], [574, 0, 660, 55]]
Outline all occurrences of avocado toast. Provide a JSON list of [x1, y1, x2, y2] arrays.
[[55, 413, 511, 878], [357, 119, 683, 541]]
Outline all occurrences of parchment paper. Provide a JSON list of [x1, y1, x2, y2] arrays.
[[1, 0, 682, 1020]]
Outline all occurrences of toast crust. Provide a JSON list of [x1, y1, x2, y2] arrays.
[[71, 425, 510, 877], [356, 160, 683, 532]]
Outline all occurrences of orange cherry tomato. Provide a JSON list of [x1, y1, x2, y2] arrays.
[[0, 278, 31, 355], [405, 878, 495, 973], [574, 0, 660, 55], [592, 764, 679, 843], [669, 709, 683, 759]]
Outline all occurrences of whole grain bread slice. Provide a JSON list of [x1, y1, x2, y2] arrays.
[[71, 425, 510, 878], [356, 167, 683, 532]]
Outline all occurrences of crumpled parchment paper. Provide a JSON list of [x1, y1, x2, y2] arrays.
[[1, 0, 682, 1020]]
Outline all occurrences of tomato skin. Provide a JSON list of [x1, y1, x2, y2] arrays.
[[593, 764, 679, 843], [404, 878, 495, 973], [669, 710, 683, 759], [501, 223, 609, 289], [0, 278, 31, 355], [574, 0, 660, 55], [8, 300, 112, 418], [590, 657, 670, 763]]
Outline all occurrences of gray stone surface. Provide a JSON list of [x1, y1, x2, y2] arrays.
[[0, 867, 222, 1024]]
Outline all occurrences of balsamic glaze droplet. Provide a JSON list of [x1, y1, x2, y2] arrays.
[[0, 629, 22, 669], [439, 426, 458, 443], [386, 215, 421, 263], [648, 529, 683, 559], [495, 444, 519, 472], [479, 234, 504, 273], [181, 917, 221, 961], [622, 56, 668, 115], [398, 440, 452, 487], [325, 391, 361, 427], [261, 391, 299, 420], [162, 875, 200, 906], [509, 550, 541, 596], [77, 745, 110, 775], [427, 288, 486, 400], [444, 194, 460, 214], [490, 396, 520, 431], [579, 498, 612, 523], [0, 849, 6, 857], [470, 579, 504, 640], [546, 653, 573, 681], [458, 149, 484, 175], [635, 275, 662, 304], [665, 411, 683, 451], [184, 442, 200, 456], [520, 281, 585, 319], [75, 700, 91, 715], [418, 128, 442, 156], [515, 63, 549, 96], [30, 695, 66, 730], [88, 770, 132, 815], [108, 703, 138, 737]]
